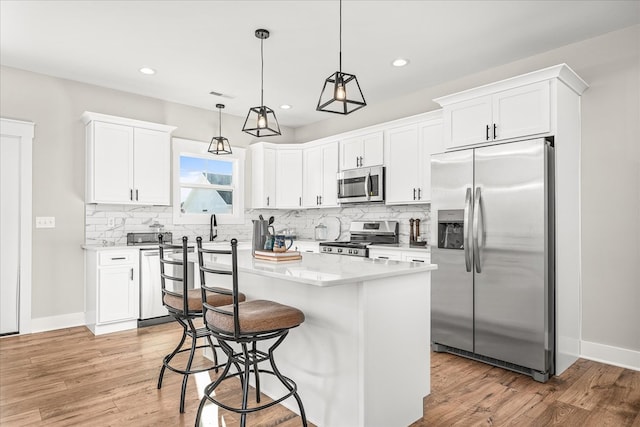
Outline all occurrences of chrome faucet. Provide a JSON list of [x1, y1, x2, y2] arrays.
[[209, 214, 218, 241]]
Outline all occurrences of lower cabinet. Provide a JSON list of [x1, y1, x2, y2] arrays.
[[85, 249, 139, 335], [293, 241, 320, 253], [369, 248, 430, 264]]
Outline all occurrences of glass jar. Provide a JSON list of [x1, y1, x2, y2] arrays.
[[314, 223, 328, 241]]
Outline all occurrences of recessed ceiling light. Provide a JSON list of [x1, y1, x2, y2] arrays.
[[280, 104, 292, 110], [139, 67, 156, 75], [392, 58, 409, 67]]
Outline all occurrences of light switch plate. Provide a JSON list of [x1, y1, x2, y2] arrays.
[[35, 216, 56, 228]]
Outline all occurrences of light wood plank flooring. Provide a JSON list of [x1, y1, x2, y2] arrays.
[[1, 323, 638, 426]]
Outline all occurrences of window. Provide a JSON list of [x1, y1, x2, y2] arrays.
[[172, 138, 245, 224]]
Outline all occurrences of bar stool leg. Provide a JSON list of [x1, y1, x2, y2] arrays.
[[158, 318, 188, 389]]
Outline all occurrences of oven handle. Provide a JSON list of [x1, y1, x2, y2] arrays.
[[365, 170, 371, 200]]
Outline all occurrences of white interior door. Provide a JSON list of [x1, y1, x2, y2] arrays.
[[0, 132, 20, 334], [0, 118, 33, 335]]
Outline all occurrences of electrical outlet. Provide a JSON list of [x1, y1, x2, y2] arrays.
[[35, 216, 56, 228], [107, 217, 115, 227]]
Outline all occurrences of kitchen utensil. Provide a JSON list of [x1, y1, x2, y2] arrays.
[[252, 219, 271, 255], [268, 216, 274, 225]]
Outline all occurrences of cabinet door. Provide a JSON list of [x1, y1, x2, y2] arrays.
[[493, 81, 550, 141], [385, 124, 419, 204], [320, 142, 339, 207], [361, 132, 384, 167], [133, 128, 170, 205], [275, 149, 303, 208], [91, 122, 134, 203], [368, 249, 402, 261], [418, 120, 443, 202], [98, 265, 137, 323], [443, 96, 492, 149], [303, 146, 323, 207], [340, 137, 362, 170], [251, 146, 277, 208]]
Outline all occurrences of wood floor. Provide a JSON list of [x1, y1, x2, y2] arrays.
[[1, 323, 638, 427]]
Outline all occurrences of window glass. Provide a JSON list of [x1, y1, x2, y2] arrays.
[[179, 157, 233, 185]]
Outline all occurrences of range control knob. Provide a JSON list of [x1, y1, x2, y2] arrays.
[[337, 248, 343, 253]]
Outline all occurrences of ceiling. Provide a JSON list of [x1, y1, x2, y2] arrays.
[[1, 1, 639, 128]]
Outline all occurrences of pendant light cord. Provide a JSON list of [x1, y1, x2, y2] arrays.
[[218, 107, 222, 135], [339, 0, 342, 73], [261, 37, 265, 106]]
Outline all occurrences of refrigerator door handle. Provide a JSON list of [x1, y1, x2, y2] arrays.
[[473, 186, 482, 273], [463, 187, 473, 272]]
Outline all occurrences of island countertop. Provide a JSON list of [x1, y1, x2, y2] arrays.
[[191, 249, 437, 287]]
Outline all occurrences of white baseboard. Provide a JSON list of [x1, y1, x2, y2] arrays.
[[581, 340, 640, 371], [31, 312, 86, 333]]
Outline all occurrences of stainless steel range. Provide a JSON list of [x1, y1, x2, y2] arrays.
[[319, 220, 399, 257]]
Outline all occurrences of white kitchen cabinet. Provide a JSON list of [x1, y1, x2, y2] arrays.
[[83, 112, 175, 205], [401, 252, 431, 264], [275, 149, 303, 209], [385, 113, 443, 205], [340, 131, 384, 170], [303, 141, 339, 208], [439, 80, 550, 149], [250, 143, 277, 208], [369, 247, 431, 263], [368, 249, 402, 261], [293, 241, 320, 253], [85, 249, 139, 335]]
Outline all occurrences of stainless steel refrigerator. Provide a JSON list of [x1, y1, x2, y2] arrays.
[[430, 138, 554, 382]]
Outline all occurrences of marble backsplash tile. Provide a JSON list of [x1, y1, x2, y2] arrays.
[[85, 203, 431, 246]]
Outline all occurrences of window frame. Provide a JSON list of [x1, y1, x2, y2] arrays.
[[172, 137, 245, 225]]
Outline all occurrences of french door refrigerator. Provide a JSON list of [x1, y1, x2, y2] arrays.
[[430, 138, 554, 382]]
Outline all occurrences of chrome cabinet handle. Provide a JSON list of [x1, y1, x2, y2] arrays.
[[493, 123, 497, 139], [130, 268, 134, 281], [299, 196, 302, 206], [418, 188, 422, 200], [463, 187, 472, 272], [473, 187, 482, 274], [135, 189, 139, 201], [413, 188, 417, 200], [266, 196, 270, 206], [111, 257, 126, 260], [319, 195, 322, 205], [130, 189, 133, 200]]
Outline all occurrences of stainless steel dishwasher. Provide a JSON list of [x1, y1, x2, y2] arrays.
[[139, 247, 196, 326]]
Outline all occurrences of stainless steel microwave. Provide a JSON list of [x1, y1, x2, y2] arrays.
[[337, 166, 385, 204]]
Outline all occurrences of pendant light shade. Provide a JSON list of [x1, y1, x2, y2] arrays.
[[317, 0, 366, 115], [208, 104, 232, 155], [243, 29, 281, 137]]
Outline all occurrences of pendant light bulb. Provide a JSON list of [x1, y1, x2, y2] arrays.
[[335, 81, 347, 101], [257, 109, 268, 129]]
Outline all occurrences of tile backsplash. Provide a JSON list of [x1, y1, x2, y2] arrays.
[[85, 204, 431, 246]]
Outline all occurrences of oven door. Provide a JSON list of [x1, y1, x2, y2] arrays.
[[337, 166, 384, 203]]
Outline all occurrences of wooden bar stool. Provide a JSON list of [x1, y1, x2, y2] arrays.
[[157, 235, 246, 413], [194, 237, 307, 427]]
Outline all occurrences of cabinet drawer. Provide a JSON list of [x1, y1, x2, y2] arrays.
[[99, 251, 137, 266], [368, 250, 402, 261], [402, 253, 430, 264]]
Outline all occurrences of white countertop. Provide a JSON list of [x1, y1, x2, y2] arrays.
[[194, 249, 436, 287], [82, 240, 250, 251]]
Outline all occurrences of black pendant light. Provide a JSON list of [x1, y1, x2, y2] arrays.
[[317, 0, 366, 115], [242, 29, 281, 137], [208, 103, 232, 155]]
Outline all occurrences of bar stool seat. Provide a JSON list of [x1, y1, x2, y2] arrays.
[[164, 287, 237, 313], [195, 237, 308, 427], [205, 299, 304, 334]]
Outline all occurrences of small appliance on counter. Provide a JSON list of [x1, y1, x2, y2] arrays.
[[319, 220, 398, 257], [127, 232, 172, 246]]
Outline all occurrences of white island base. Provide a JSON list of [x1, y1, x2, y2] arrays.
[[195, 251, 435, 427]]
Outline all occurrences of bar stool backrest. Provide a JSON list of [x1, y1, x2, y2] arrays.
[[158, 235, 190, 315], [196, 237, 241, 339]]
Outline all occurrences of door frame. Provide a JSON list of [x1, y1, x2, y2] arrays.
[[1, 118, 33, 334]]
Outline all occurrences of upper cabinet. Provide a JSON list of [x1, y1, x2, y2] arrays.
[[251, 144, 277, 208], [275, 148, 303, 209], [435, 65, 588, 151], [384, 112, 443, 205], [340, 131, 384, 170], [302, 141, 339, 208], [250, 143, 303, 209], [82, 112, 176, 205]]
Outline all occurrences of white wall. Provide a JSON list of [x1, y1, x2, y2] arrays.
[[0, 68, 295, 319], [295, 25, 640, 356], [0, 24, 637, 359]]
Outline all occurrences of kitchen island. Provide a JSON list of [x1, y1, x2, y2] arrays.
[[190, 249, 436, 427]]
